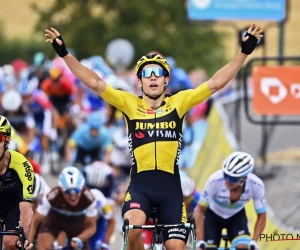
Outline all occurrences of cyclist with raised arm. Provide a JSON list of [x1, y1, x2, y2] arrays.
[[0, 115, 34, 250], [45, 24, 263, 250], [29, 166, 97, 250], [194, 152, 266, 250]]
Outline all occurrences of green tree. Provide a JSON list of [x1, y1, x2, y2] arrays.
[[32, 0, 226, 76], [0, 29, 50, 65]]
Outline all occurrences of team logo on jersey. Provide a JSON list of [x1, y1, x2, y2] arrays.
[[147, 109, 154, 114], [175, 133, 183, 165], [130, 203, 140, 208], [103, 204, 112, 214], [47, 189, 59, 200], [135, 121, 176, 130], [27, 185, 33, 194], [23, 161, 33, 181], [134, 121, 178, 139], [125, 192, 131, 202], [181, 202, 188, 224], [135, 132, 145, 139], [137, 107, 146, 117], [128, 134, 135, 166]]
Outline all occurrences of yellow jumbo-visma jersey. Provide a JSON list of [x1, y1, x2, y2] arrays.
[[100, 82, 212, 175], [0, 150, 34, 203]]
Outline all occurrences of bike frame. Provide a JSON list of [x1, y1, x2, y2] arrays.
[[121, 217, 197, 250], [204, 248, 252, 250]]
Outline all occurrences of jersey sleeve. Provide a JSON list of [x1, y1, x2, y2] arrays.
[[101, 199, 113, 220], [70, 124, 85, 144], [86, 199, 98, 217], [11, 153, 34, 202], [36, 195, 51, 216], [174, 82, 212, 118], [198, 177, 215, 207], [99, 84, 136, 115], [252, 179, 266, 214]]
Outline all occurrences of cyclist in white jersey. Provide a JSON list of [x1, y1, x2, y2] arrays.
[[194, 152, 266, 250]]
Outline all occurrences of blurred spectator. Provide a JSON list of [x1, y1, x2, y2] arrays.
[[1, 89, 36, 145], [40, 67, 75, 116], [165, 56, 193, 94], [28, 52, 51, 88], [179, 102, 209, 169], [188, 68, 208, 88]]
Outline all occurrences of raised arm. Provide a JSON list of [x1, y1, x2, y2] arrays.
[[45, 28, 106, 95], [207, 24, 263, 94]]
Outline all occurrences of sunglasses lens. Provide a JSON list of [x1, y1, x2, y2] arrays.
[[0, 134, 5, 143], [223, 173, 241, 184], [64, 187, 81, 195], [141, 68, 165, 78]]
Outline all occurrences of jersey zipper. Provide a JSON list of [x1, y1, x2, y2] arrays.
[[154, 110, 157, 170]]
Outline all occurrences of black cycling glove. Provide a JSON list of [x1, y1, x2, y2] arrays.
[[52, 35, 69, 57], [241, 32, 258, 55]]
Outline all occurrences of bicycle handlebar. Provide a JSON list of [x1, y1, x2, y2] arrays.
[[0, 226, 26, 250], [129, 222, 192, 230], [0, 225, 25, 237], [200, 244, 256, 250]]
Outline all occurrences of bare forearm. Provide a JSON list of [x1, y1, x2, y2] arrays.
[[209, 52, 247, 93], [63, 54, 106, 94], [104, 218, 115, 244], [28, 214, 44, 242], [20, 206, 33, 237], [104, 150, 111, 164], [252, 213, 266, 240], [65, 143, 74, 163], [193, 206, 205, 240], [76, 221, 96, 242]]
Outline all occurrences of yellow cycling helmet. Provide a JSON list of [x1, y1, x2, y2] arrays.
[[0, 116, 11, 137], [135, 54, 170, 78]]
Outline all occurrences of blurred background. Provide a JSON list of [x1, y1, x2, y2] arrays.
[[0, 0, 300, 249]]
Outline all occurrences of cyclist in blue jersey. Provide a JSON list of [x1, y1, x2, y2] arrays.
[[65, 111, 112, 165]]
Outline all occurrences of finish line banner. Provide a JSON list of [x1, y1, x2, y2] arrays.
[[187, 0, 286, 21]]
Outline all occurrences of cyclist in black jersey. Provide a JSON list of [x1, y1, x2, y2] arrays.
[[0, 115, 34, 250], [45, 23, 263, 250]]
